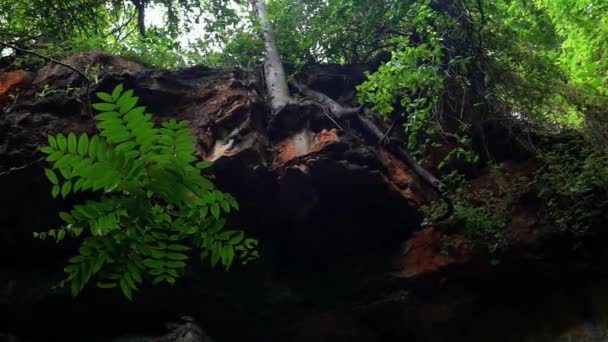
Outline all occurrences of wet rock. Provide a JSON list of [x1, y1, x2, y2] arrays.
[[396, 225, 470, 278]]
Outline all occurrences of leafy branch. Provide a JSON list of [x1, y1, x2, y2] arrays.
[[35, 84, 258, 300]]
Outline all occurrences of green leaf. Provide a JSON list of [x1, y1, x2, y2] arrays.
[[61, 181, 72, 198], [118, 97, 138, 115], [111, 84, 124, 101], [123, 271, 137, 290], [46, 151, 63, 162], [210, 243, 221, 267], [96, 282, 117, 289], [78, 134, 89, 156], [59, 211, 74, 223], [95, 111, 120, 120], [57, 134, 67, 152], [48, 135, 57, 149], [96, 92, 114, 102], [54, 154, 73, 169], [67, 133, 77, 153], [92, 103, 118, 111], [229, 231, 244, 245], [211, 203, 220, 220], [166, 260, 186, 268], [115, 141, 137, 153], [57, 229, 66, 241], [70, 276, 81, 297], [51, 185, 60, 198], [244, 238, 258, 249], [58, 166, 72, 180], [124, 106, 146, 122], [143, 258, 165, 269], [199, 206, 209, 219], [45, 168, 59, 184], [222, 246, 235, 269], [167, 244, 190, 251], [127, 263, 142, 284], [119, 277, 133, 300], [166, 253, 188, 261], [196, 160, 213, 169], [40, 146, 55, 154], [89, 135, 99, 159]]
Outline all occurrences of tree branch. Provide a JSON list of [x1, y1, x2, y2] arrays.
[[292, 79, 452, 219], [0, 41, 96, 129]]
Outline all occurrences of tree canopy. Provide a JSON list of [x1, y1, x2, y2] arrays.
[[3, 0, 607, 131]]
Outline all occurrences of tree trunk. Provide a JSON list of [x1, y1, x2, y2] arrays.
[[249, 0, 290, 113], [133, 0, 147, 36]]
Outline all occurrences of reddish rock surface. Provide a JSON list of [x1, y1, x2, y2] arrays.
[[0, 70, 32, 98], [397, 225, 471, 278]]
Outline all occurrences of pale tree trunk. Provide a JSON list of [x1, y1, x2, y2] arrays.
[[249, 0, 290, 113], [246, 0, 452, 219]]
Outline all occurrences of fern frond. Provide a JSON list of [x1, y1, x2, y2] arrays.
[[37, 84, 258, 299]]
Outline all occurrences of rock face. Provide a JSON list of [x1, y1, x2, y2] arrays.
[[1, 51, 608, 342]]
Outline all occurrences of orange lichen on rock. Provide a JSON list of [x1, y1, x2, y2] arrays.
[[0, 70, 31, 96], [311, 129, 339, 151], [377, 148, 428, 205], [396, 225, 470, 278], [274, 128, 339, 166]]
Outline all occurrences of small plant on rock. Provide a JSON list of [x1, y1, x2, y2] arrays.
[[36, 84, 258, 299]]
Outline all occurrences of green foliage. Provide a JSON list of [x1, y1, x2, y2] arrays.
[[265, 0, 415, 65], [36, 84, 257, 299], [355, 1, 445, 153], [356, 38, 443, 117], [536, 141, 608, 235], [423, 165, 530, 255]]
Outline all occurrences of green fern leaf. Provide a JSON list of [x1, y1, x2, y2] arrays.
[[124, 106, 145, 122], [61, 181, 72, 198], [222, 246, 235, 270], [167, 244, 190, 251], [119, 277, 133, 300], [127, 263, 142, 284], [42, 85, 254, 299], [40, 146, 55, 154], [46, 151, 63, 162], [58, 211, 74, 223], [111, 84, 124, 101], [166, 260, 186, 268], [143, 258, 165, 269], [70, 275, 81, 297], [67, 133, 77, 153], [45, 168, 59, 184], [51, 185, 60, 198], [56, 134, 67, 152], [119, 97, 139, 115], [96, 111, 120, 120], [211, 203, 220, 219], [48, 135, 57, 149], [196, 160, 213, 169], [96, 92, 114, 102], [96, 282, 117, 289], [92, 103, 118, 111], [166, 253, 188, 261]]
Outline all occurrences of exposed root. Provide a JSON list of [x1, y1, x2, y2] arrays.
[[291, 80, 453, 219]]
